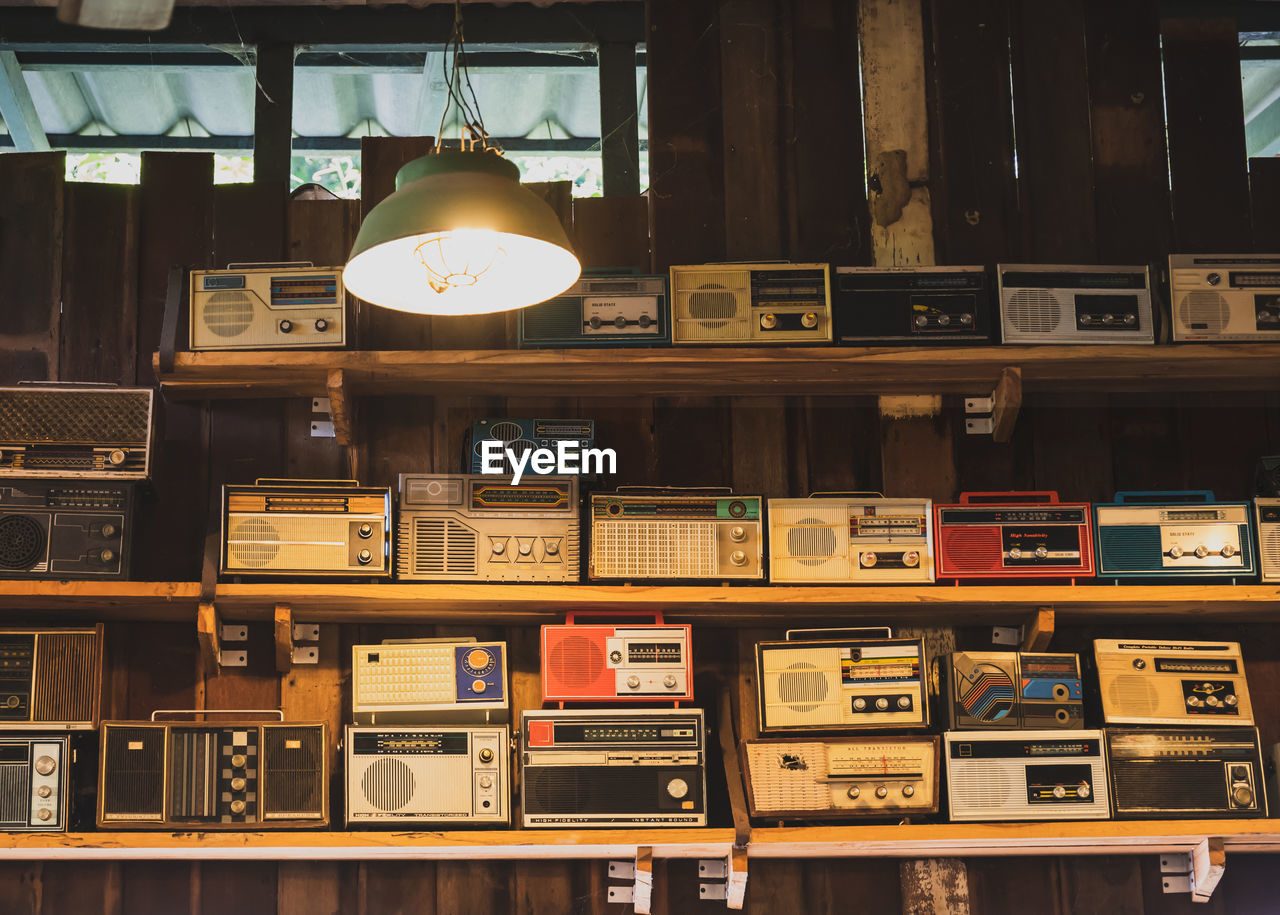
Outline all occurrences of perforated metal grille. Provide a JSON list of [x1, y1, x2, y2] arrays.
[[408, 518, 478, 575], [262, 726, 324, 819], [1178, 292, 1229, 334], [361, 757, 416, 812], [1007, 289, 1061, 334], [33, 632, 97, 723], [0, 515, 44, 570], [202, 292, 256, 338], [548, 636, 606, 688], [0, 765, 26, 825], [0, 390, 151, 445], [591, 521, 715, 578]]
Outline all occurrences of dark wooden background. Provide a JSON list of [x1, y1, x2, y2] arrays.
[[2, 0, 1280, 911]]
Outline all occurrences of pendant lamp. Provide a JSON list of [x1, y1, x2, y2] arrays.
[[342, 4, 580, 317]]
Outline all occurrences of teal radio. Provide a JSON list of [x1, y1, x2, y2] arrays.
[[1094, 491, 1255, 580]]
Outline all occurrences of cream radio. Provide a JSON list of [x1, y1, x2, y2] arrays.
[[669, 262, 832, 344], [1169, 254, 1280, 341], [541, 614, 692, 704], [396, 474, 579, 582], [996, 264, 1154, 344], [767, 493, 933, 584], [756, 629, 928, 733], [742, 736, 939, 820], [352, 639, 508, 725], [945, 730, 1110, 822], [1259, 498, 1280, 583], [589, 489, 763, 580], [190, 263, 346, 350], [1092, 639, 1254, 727], [345, 725, 510, 826], [944, 651, 1083, 730], [221, 479, 391, 578]]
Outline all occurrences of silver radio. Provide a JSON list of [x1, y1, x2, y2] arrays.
[[945, 730, 1110, 822], [190, 264, 346, 350], [1258, 498, 1280, 583], [345, 725, 510, 826], [352, 639, 508, 725], [997, 264, 1154, 344], [1169, 254, 1280, 341], [396, 474, 579, 582], [767, 494, 933, 584], [0, 734, 74, 831], [1093, 639, 1254, 727]]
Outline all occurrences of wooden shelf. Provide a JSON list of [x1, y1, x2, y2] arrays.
[[0, 582, 1276, 625], [153, 344, 1280, 399], [6, 822, 1280, 861]]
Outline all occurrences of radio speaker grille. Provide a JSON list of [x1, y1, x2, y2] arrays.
[[262, 726, 324, 819], [940, 527, 1001, 571], [0, 515, 44, 570], [1260, 528, 1279, 569], [951, 762, 1021, 809], [33, 632, 97, 723], [772, 503, 848, 579], [360, 757, 416, 812], [525, 767, 696, 815], [1106, 675, 1160, 717], [227, 516, 358, 571], [1112, 760, 1224, 810], [101, 726, 165, 819], [411, 518, 478, 575], [674, 271, 749, 340], [1098, 527, 1161, 572], [0, 390, 151, 446], [777, 663, 830, 712], [521, 299, 582, 339], [1007, 289, 1062, 334], [592, 521, 715, 578], [0, 764, 26, 825], [1178, 293, 1229, 334], [547, 635, 607, 688], [202, 292, 256, 338]]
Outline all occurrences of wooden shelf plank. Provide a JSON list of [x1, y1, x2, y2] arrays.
[[0, 582, 202, 620], [6, 822, 1280, 861], [154, 345, 1280, 399]]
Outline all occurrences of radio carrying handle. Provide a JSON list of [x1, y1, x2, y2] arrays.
[[958, 491, 1060, 504], [252, 478, 361, 487], [150, 709, 285, 722], [808, 491, 886, 499], [564, 611, 666, 626], [225, 261, 315, 270], [1113, 490, 1215, 504], [613, 485, 735, 495], [381, 637, 477, 645], [785, 627, 892, 641]]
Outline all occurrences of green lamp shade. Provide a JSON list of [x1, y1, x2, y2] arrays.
[[343, 151, 581, 316]]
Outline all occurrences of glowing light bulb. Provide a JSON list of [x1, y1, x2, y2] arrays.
[[415, 229, 505, 294]]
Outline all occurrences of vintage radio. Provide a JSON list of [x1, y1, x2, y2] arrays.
[[0, 481, 134, 580], [767, 493, 934, 584], [221, 479, 391, 579], [345, 725, 510, 826], [0, 626, 102, 729], [541, 614, 692, 704], [742, 735, 939, 820], [467, 420, 596, 476], [1094, 491, 1255, 580], [945, 730, 1110, 822], [0, 734, 76, 831], [756, 629, 928, 733], [934, 491, 1094, 580], [518, 273, 670, 347], [520, 708, 707, 828], [832, 265, 994, 344], [1258, 498, 1280, 583], [98, 713, 328, 829], [1169, 254, 1280, 341], [1093, 639, 1254, 727], [589, 489, 763, 580], [0, 385, 153, 481], [944, 651, 1083, 730], [669, 263, 832, 344], [1107, 727, 1268, 819], [189, 264, 346, 351], [396, 474, 578, 582], [997, 264, 1154, 344], [352, 639, 508, 725]]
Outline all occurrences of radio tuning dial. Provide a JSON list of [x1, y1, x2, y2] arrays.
[[478, 748, 495, 763], [279, 319, 294, 333], [1194, 545, 1209, 559], [664, 675, 678, 689], [231, 777, 247, 792], [874, 786, 888, 799], [357, 549, 373, 564], [230, 800, 246, 815], [36, 785, 51, 799], [902, 551, 919, 567], [36, 809, 52, 821], [4, 697, 17, 708], [666, 777, 690, 800], [108, 449, 127, 466], [544, 540, 560, 556], [627, 675, 641, 690], [1186, 695, 1202, 707], [1101, 314, 1115, 325], [860, 551, 878, 568], [315, 318, 329, 332], [847, 786, 860, 799], [760, 313, 778, 330], [1225, 693, 1238, 706], [960, 313, 973, 325], [1077, 783, 1091, 799], [358, 523, 373, 539], [729, 526, 746, 542], [852, 698, 867, 711], [729, 550, 748, 566], [34, 756, 55, 776], [1168, 545, 1184, 559], [1233, 786, 1255, 807], [1207, 272, 1222, 286], [1008, 547, 1023, 560], [479, 775, 493, 789], [1052, 785, 1066, 799], [801, 312, 818, 329], [518, 541, 533, 556], [231, 754, 247, 769], [1221, 544, 1237, 558], [638, 314, 652, 328], [1034, 546, 1048, 559], [897, 696, 912, 710], [1079, 315, 1091, 326], [902, 785, 915, 798], [102, 523, 117, 538], [610, 650, 623, 664], [875, 697, 889, 711], [1205, 694, 1220, 707]]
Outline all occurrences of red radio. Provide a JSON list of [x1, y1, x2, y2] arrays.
[[933, 491, 1094, 580], [540, 613, 693, 705]]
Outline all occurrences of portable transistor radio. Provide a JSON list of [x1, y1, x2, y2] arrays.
[[669, 263, 832, 344], [352, 638, 509, 725], [1106, 727, 1268, 819], [1258, 497, 1280, 582], [1168, 254, 1280, 341], [1092, 639, 1254, 727], [189, 263, 346, 350], [540, 612, 692, 705], [518, 272, 671, 347], [996, 264, 1154, 344], [1093, 491, 1255, 580], [933, 491, 1094, 580], [832, 265, 994, 344], [943, 651, 1084, 730]]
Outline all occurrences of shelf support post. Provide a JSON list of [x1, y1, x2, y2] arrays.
[[1021, 608, 1055, 651], [197, 601, 221, 673], [326, 367, 359, 480], [274, 603, 293, 674], [606, 849, 653, 913], [964, 366, 1022, 441]]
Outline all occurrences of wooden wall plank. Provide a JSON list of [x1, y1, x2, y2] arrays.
[[121, 862, 194, 915], [0, 151, 64, 371], [359, 862, 437, 915], [201, 862, 277, 915], [40, 863, 121, 915], [1249, 157, 1280, 252], [1161, 17, 1253, 253], [570, 195, 649, 269], [278, 862, 355, 915]]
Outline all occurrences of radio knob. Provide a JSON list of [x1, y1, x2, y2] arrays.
[[492, 540, 506, 555], [960, 313, 973, 325], [914, 315, 929, 328], [897, 696, 912, 710], [1008, 547, 1023, 560], [108, 449, 127, 466], [729, 526, 746, 542], [610, 650, 623, 664], [875, 786, 889, 799], [847, 786, 860, 799], [589, 316, 603, 329], [1052, 785, 1066, 799], [1194, 545, 1209, 559], [902, 551, 919, 568], [358, 523, 373, 539], [230, 800, 246, 815], [638, 314, 652, 328], [1077, 782, 1091, 799], [1124, 313, 1137, 325], [614, 315, 629, 329], [279, 319, 294, 334], [801, 312, 818, 329], [478, 748, 495, 764], [627, 675, 641, 690], [472, 679, 487, 694], [1226, 693, 1238, 706], [1205, 695, 1221, 707], [760, 313, 778, 330], [875, 697, 889, 711], [852, 698, 867, 711], [357, 549, 373, 564], [98, 548, 115, 563], [101, 523, 117, 538], [1133, 658, 1146, 670], [1034, 546, 1048, 559], [666, 778, 690, 800], [1207, 272, 1222, 286], [479, 775, 493, 789], [1079, 315, 1092, 326], [36, 785, 51, 799], [230, 777, 247, 792], [518, 541, 533, 556], [36, 808, 51, 822], [34, 756, 55, 776], [1221, 544, 1237, 558], [1233, 786, 1255, 807], [1187, 695, 1202, 707], [664, 675, 678, 689], [315, 318, 329, 332], [860, 551, 878, 568], [1101, 314, 1115, 325], [729, 550, 748, 566], [1168, 545, 1184, 559], [544, 540, 560, 556], [4, 697, 17, 708], [1232, 765, 1249, 781], [902, 785, 915, 798], [231, 754, 247, 769]]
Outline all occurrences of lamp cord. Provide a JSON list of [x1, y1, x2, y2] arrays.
[[434, 0, 495, 154]]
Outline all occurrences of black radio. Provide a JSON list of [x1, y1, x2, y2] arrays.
[[0, 481, 134, 580], [1106, 727, 1268, 820], [832, 266, 995, 344]]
